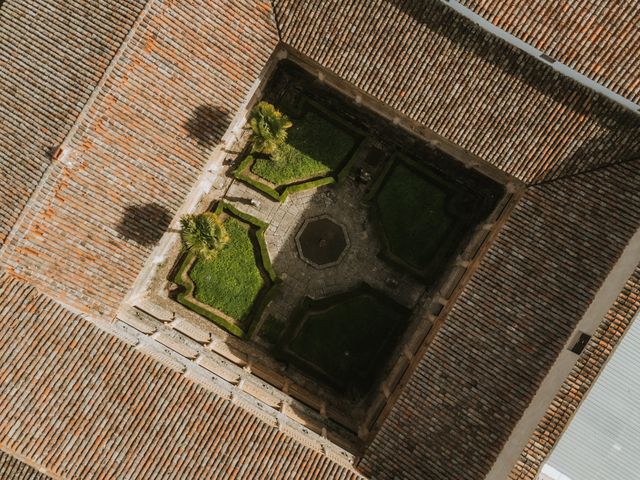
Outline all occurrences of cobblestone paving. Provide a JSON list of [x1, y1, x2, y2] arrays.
[[225, 176, 426, 335]]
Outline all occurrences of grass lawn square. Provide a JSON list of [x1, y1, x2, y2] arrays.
[[286, 291, 409, 392], [375, 160, 477, 278], [189, 217, 265, 320], [251, 109, 357, 185]]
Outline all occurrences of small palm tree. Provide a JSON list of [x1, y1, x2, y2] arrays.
[[179, 212, 230, 261], [248, 101, 292, 155]]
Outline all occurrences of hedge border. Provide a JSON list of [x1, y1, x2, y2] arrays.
[[368, 153, 478, 284], [234, 95, 372, 202], [173, 202, 280, 338], [276, 283, 411, 392], [173, 253, 245, 337]]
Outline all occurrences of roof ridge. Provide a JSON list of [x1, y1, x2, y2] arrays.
[[270, 0, 284, 41], [443, 0, 639, 115], [0, 448, 53, 480]]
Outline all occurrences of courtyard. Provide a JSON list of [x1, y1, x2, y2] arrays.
[[167, 60, 503, 424]]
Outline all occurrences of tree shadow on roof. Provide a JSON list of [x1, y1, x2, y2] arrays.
[[117, 203, 173, 247], [184, 105, 231, 150]]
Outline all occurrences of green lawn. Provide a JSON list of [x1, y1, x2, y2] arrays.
[[376, 162, 458, 272], [288, 293, 408, 392], [251, 110, 356, 185], [189, 218, 265, 320]]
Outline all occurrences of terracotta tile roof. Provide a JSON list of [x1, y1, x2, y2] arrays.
[[3, 0, 638, 320], [0, 271, 364, 480], [359, 159, 640, 480], [0, 0, 279, 316], [458, 0, 640, 103], [0, 451, 50, 479], [1, 0, 639, 478], [509, 264, 640, 479], [273, 0, 640, 184], [0, 0, 146, 246]]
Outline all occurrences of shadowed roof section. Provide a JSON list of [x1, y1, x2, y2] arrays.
[[0, 0, 279, 316], [0, 451, 50, 480], [273, 0, 640, 184], [458, 0, 640, 104], [0, 0, 147, 246], [359, 159, 640, 480], [0, 272, 364, 479]]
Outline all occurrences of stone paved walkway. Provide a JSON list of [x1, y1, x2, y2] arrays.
[[225, 175, 426, 336]]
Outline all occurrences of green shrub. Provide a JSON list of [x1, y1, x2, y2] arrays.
[[189, 217, 265, 320], [251, 110, 356, 185], [179, 212, 229, 261], [174, 203, 280, 338], [235, 155, 336, 202], [249, 101, 292, 155]]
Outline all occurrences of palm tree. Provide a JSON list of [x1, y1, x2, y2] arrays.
[[179, 212, 230, 261], [248, 101, 292, 155]]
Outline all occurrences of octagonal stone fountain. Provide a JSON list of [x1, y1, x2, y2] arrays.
[[295, 215, 350, 269]]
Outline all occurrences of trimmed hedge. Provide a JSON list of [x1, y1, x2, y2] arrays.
[[277, 283, 410, 394], [173, 202, 280, 338], [234, 154, 282, 200], [221, 202, 278, 282], [369, 153, 480, 284], [234, 154, 337, 202], [234, 95, 372, 202], [173, 252, 246, 337]]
